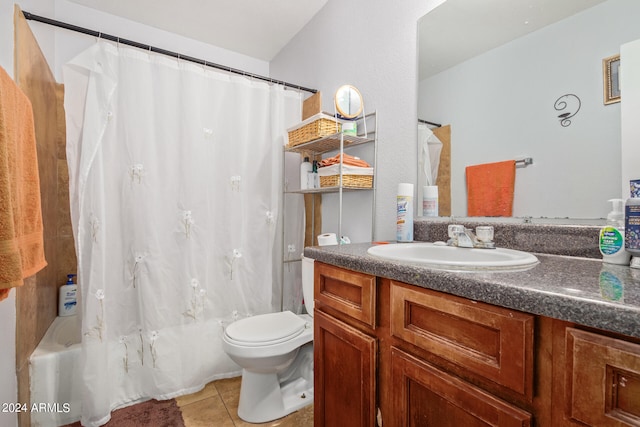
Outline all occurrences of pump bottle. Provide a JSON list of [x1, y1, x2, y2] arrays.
[[600, 199, 630, 265], [59, 274, 78, 317]]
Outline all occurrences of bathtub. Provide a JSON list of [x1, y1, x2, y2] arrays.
[[30, 315, 82, 427]]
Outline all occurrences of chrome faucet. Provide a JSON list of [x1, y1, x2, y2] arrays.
[[447, 225, 495, 249]]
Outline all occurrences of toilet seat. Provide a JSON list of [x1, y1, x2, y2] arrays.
[[225, 311, 307, 347]]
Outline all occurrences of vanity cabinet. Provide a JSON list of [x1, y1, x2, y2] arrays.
[[314, 262, 378, 426], [313, 262, 534, 427], [313, 261, 640, 427]]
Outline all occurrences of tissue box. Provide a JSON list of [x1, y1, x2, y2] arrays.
[[317, 164, 373, 188]]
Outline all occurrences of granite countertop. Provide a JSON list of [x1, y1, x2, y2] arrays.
[[304, 242, 640, 339]]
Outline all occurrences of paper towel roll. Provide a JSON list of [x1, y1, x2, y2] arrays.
[[317, 233, 338, 246]]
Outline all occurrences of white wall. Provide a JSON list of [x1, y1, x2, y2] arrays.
[[621, 38, 640, 196], [271, 0, 446, 242], [419, 0, 640, 219], [0, 1, 270, 424]]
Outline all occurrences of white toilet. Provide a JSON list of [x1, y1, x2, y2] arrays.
[[222, 257, 315, 423]]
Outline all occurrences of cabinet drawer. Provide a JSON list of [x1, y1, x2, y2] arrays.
[[391, 347, 532, 427], [565, 328, 640, 426], [390, 281, 534, 398], [315, 262, 376, 328]]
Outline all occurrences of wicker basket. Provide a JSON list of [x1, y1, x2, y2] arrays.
[[318, 164, 373, 188], [320, 174, 373, 188], [287, 113, 341, 147]]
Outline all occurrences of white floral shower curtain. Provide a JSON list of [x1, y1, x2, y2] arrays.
[[63, 41, 303, 427]]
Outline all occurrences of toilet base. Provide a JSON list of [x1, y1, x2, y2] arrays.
[[237, 343, 313, 423]]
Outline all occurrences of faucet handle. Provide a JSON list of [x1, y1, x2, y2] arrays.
[[448, 224, 465, 239], [475, 226, 494, 243]]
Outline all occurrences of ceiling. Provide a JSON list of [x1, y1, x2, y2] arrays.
[[68, 0, 328, 61], [418, 0, 607, 80], [68, 0, 609, 76]]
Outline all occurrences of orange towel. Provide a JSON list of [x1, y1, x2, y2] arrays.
[[318, 153, 370, 168], [466, 160, 516, 217], [0, 66, 47, 301]]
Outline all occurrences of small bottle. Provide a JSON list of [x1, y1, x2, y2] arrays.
[[59, 274, 78, 317], [300, 157, 312, 190], [600, 199, 630, 265], [422, 185, 439, 217], [397, 183, 414, 242], [312, 160, 320, 189], [626, 179, 640, 268]]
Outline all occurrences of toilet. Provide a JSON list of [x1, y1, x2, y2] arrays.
[[222, 256, 315, 423]]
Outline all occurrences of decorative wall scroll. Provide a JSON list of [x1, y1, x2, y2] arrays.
[[554, 94, 581, 127]]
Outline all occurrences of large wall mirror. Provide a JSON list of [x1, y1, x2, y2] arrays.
[[417, 0, 640, 221]]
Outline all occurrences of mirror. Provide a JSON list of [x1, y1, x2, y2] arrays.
[[335, 85, 364, 119], [417, 0, 640, 220]]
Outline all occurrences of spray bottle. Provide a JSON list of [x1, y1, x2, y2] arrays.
[[397, 183, 414, 242], [600, 199, 630, 265]]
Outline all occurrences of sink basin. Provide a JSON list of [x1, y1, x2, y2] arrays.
[[367, 242, 539, 271]]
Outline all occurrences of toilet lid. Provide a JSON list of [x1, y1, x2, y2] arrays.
[[225, 311, 306, 345]]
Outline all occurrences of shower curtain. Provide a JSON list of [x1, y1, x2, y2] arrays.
[[63, 41, 303, 427], [417, 123, 443, 216]]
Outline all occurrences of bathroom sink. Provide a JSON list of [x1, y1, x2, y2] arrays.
[[367, 242, 539, 271]]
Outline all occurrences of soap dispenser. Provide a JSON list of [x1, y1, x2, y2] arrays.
[[625, 179, 640, 268], [59, 274, 78, 317], [599, 199, 630, 265]]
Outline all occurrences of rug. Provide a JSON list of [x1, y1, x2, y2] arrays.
[[64, 399, 185, 427]]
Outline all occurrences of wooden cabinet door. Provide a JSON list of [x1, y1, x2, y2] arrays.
[[565, 328, 640, 426], [391, 347, 532, 427], [314, 310, 377, 427]]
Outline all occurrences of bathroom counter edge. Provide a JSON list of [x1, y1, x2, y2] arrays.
[[304, 242, 640, 339]]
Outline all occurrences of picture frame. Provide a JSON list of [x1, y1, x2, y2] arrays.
[[603, 54, 621, 105]]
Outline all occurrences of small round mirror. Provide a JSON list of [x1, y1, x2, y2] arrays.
[[334, 85, 363, 119]]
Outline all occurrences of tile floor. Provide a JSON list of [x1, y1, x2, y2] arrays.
[[176, 376, 314, 427]]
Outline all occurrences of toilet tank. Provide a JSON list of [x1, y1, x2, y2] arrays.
[[302, 257, 314, 316]]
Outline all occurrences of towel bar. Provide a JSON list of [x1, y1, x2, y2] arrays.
[[515, 158, 533, 167]]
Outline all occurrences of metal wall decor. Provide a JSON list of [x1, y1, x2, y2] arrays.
[[554, 94, 581, 127]]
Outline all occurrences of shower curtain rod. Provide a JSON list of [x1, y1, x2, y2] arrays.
[[418, 118, 441, 128], [22, 10, 318, 94]]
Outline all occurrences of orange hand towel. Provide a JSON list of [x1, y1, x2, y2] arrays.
[[0, 66, 47, 301], [466, 160, 516, 217]]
